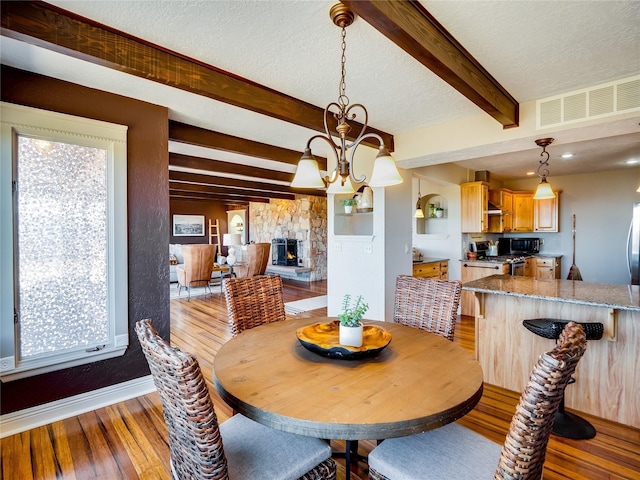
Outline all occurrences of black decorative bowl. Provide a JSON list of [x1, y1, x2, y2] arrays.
[[296, 320, 392, 360]]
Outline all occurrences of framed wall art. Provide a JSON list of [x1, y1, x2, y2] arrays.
[[173, 214, 205, 236]]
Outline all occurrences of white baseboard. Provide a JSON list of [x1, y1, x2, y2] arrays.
[[0, 375, 156, 438]]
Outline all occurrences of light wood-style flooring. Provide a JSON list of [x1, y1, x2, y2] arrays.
[[2, 279, 639, 479]]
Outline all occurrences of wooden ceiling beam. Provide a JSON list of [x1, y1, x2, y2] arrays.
[[169, 171, 326, 198], [1, 1, 394, 149], [169, 121, 328, 171], [169, 191, 270, 204], [341, 0, 519, 128], [169, 153, 294, 184], [171, 183, 296, 201]]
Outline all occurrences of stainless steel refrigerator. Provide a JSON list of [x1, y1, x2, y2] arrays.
[[628, 202, 640, 285]]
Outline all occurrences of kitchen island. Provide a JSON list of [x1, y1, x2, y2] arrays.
[[463, 274, 639, 428]]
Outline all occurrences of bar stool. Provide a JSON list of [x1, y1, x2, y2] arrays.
[[522, 318, 603, 440]]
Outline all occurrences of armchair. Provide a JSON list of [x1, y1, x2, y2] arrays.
[[233, 242, 271, 278], [175, 244, 216, 299]]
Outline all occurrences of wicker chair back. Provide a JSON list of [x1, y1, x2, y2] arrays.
[[135, 319, 228, 479], [368, 322, 587, 480], [223, 274, 286, 337], [393, 275, 462, 341], [495, 321, 587, 479]]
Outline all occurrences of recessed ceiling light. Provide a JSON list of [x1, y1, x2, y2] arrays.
[[526, 171, 536, 176], [626, 159, 639, 165], [561, 153, 574, 159]]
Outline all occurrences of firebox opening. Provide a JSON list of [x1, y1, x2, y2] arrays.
[[272, 238, 297, 266]]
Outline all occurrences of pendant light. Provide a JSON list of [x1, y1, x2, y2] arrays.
[[291, 4, 403, 193], [533, 138, 556, 200], [414, 179, 424, 218]]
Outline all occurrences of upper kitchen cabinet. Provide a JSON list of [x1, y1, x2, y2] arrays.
[[488, 189, 513, 233], [512, 192, 534, 232], [461, 181, 489, 233], [462, 184, 560, 233], [534, 191, 561, 232]]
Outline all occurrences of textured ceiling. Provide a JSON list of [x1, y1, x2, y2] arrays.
[[2, 0, 639, 181]]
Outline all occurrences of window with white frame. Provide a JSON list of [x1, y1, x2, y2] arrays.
[[0, 102, 128, 381]]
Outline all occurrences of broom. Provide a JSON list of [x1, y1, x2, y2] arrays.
[[567, 214, 583, 280]]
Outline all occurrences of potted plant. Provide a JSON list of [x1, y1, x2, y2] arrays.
[[338, 294, 369, 347], [435, 207, 444, 218], [342, 198, 358, 214]]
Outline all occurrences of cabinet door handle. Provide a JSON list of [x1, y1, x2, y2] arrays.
[[463, 264, 500, 269]]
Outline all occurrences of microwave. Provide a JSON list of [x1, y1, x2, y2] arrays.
[[497, 237, 540, 255]]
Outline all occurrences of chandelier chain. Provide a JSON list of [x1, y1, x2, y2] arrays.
[[338, 26, 349, 109]]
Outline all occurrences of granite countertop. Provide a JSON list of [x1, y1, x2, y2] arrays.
[[463, 274, 640, 311], [413, 257, 449, 264]]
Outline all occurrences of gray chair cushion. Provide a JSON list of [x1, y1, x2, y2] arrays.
[[219, 414, 331, 480], [368, 422, 501, 479]]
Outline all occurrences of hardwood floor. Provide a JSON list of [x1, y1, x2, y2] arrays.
[[2, 278, 639, 479]]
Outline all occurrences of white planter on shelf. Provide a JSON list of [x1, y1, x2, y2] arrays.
[[339, 323, 363, 347], [344, 205, 353, 214]]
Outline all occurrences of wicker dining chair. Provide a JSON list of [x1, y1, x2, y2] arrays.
[[135, 319, 336, 480], [393, 275, 462, 341], [223, 274, 286, 337], [367, 321, 587, 480]]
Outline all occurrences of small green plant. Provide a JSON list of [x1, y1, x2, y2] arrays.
[[338, 294, 369, 327], [342, 198, 358, 207]]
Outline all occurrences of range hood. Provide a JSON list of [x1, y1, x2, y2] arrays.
[[486, 201, 502, 215]]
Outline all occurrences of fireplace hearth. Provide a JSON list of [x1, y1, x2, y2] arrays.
[[272, 238, 298, 266]]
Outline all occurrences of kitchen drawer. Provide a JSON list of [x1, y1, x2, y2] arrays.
[[536, 258, 555, 267], [413, 263, 440, 277]]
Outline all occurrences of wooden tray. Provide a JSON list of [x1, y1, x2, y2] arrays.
[[296, 320, 392, 360]]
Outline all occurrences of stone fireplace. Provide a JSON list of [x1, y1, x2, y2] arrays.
[[247, 196, 327, 281]]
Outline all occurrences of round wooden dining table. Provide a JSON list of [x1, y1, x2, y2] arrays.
[[213, 317, 484, 445]]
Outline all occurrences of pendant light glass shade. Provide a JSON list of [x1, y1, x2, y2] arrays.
[[533, 178, 555, 199], [368, 147, 403, 187], [291, 155, 325, 189]]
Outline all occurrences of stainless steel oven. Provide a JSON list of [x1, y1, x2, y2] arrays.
[[510, 261, 526, 276]]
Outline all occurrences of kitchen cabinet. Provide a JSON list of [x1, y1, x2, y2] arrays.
[[413, 260, 448, 279], [461, 182, 489, 233], [534, 192, 560, 232], [461, 261, 509, 316], [512, 192, 534, 232], [524, 257, 534, 277], [533, 256, 562, 279], [488, 189, 513, 233]]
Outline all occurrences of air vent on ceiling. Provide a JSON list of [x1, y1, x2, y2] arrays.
[[537, 74, 640, 129]]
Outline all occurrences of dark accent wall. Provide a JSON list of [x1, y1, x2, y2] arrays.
[[169, 198, 228, 248], [1, 66, 170, 414], [170, 198, 249, 255]]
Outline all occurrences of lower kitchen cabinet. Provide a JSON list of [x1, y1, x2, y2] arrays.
[[533, 256, 562, 279], [461, 261, 509, 316], [413, 259, 449, 279]]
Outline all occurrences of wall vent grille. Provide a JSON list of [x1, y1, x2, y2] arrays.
[[537, 74, 640, 129]]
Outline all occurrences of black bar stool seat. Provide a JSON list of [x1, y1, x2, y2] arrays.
[[523, 318, 603, 341], [522, 318, 603, 440]]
